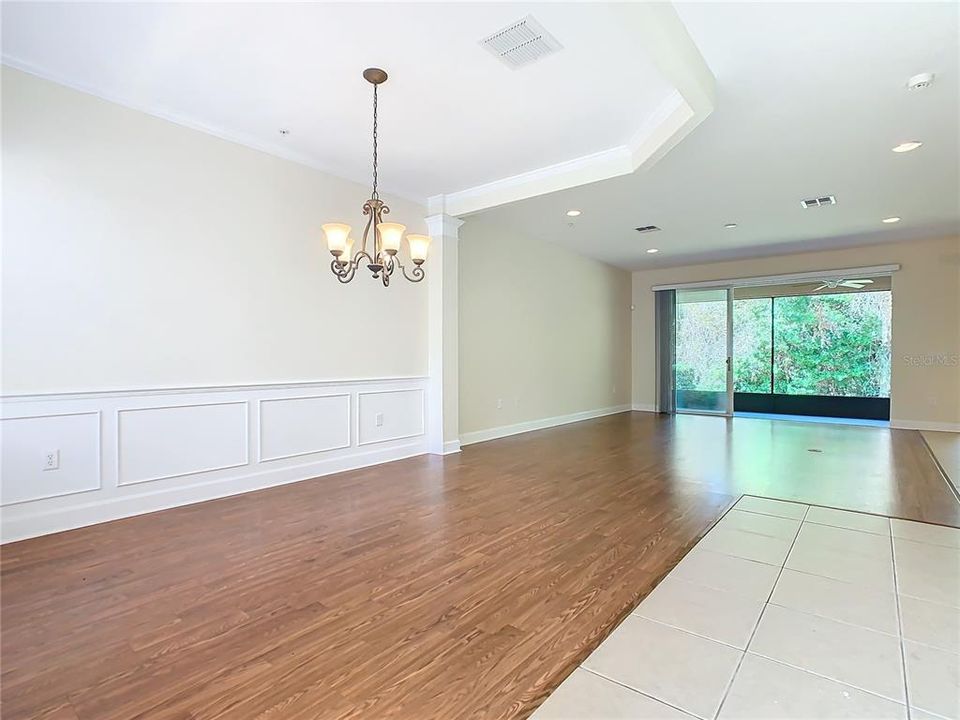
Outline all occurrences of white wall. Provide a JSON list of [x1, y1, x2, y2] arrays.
[[458, 216, 632, 443], [631, 236, 960, 430], [2, 67, 428, 394], [1, 68, 432, 540]]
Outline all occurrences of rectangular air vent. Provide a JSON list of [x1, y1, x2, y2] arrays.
[[480, 15, 562, 69], [635, 225, 661, 234], [800, 195, 836, 209]]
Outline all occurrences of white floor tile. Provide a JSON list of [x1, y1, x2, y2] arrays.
[[793, 522, 893, 560], [734, 496, 809, 520], [583, 616, 742, 720], [770, 568, 899, 635], [717, 510, 802, 541], [899, 595, 960, 653], [530, 668, 694, 720], [903, 640, 960, 720], [786, 527, 894, 592], [718, 654, 907, 720], [805, 506, 891, 535], [891, 519, 960, 549], [894, 539, 960, 608], [668, 549, 781, 602], [748, 604, 905, 703], [633, 576, 765, 649], [698, 526, 794, 566]]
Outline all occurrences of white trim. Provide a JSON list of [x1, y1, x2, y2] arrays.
[[442, 440, 461, 455], [891, 419, 960, 433], [0, 440, 426, 543], [632, 403, 658, 413], [460, 405, 632, 446], [650, 265, 901, 292], [0, 376, 429, 403]]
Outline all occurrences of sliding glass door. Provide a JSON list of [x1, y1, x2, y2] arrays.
[[675, 288, 733, 415]]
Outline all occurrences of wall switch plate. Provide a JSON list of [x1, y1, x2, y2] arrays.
[[43, 449, 60, 471], [375, 413, 384, 427]]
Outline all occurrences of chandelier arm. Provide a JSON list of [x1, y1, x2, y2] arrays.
[[330, 258, 357, 284], [397, 260, 425, 283]]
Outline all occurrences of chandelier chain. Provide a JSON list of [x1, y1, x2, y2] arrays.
[[372, 83, 379, 200]]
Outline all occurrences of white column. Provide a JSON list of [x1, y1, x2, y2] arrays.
[[425, 213, 463, 455]]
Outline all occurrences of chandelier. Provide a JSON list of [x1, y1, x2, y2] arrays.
[[321, 68, 430, 286]]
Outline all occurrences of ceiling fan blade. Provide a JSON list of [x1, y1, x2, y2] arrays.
[[813, 284, 828, 291]]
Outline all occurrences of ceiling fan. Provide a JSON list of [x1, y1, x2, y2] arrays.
[[812, 278, 875, 291]]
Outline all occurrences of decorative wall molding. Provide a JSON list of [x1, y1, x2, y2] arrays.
[[460, 405, 632, 447], [0, 377, 428, 543], [257, 394, 351, 463], [116, 401, 250, 486]]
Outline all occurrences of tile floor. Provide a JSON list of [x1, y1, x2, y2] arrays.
[[532, 496, 960, 720]]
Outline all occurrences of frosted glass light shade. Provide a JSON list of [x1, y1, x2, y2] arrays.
[[407, 234, 431, 263], [377, 222, 405, 255], [322, 223, 351, 256]]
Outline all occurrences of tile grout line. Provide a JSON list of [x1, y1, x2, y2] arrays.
[[742, 650, 910, 708], [890, 519, 913, 719], [711, 503, 811, 719], [579, 666, 702, 720]]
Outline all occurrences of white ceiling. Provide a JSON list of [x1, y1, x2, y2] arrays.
[[1, 1, 686, 202], [474, 2, 960, 268], [3, 2, 957, 270]]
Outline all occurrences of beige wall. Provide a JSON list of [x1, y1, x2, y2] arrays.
[[459, 216, 632, 436], [2, 68, 429, 395], [632, 236, 960, 428]]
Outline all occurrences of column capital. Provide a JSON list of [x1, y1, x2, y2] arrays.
[[425, 213, 464, 238]]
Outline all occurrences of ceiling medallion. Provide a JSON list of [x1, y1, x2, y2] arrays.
[[321, 68, 429, 286]]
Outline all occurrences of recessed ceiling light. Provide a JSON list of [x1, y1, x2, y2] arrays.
[[646, 248, 659, 254], [279, 128, 290, 136], [724, 223, 738, 229], [892, 141, 922, 153], [566, 210, 582, 217], [882, 216, 901, 224]]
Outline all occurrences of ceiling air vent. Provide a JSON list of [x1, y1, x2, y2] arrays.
[[635, 225, 661, 234], [800, 195, 836, 209], [480, 15, 563, 69]]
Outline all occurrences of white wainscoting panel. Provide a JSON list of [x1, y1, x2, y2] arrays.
[[0, 377, 428, 542], [1, 412, 101, 505], [259, 394, 350, 462], [118, 402, 249, 485], [358, 389, 425, 446]]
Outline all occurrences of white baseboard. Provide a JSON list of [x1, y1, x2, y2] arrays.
[[460, 405, 632, 447], [441, 440, 461, 455], [891, 419, 960, 433], [632, 403, 657, 413]]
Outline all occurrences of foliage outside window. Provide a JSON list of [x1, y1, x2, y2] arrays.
[[676, 291, 891, 398]]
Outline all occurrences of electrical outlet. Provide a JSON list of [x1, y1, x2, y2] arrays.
[[375, 412, 384, 427], [43, 449, 60, 471], [496, 398, 503, 409]]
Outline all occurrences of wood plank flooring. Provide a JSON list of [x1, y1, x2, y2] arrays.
[[2, 412, 957, 719]]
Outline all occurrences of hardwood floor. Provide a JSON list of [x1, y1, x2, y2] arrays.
[[2, 412, 957, 719]]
